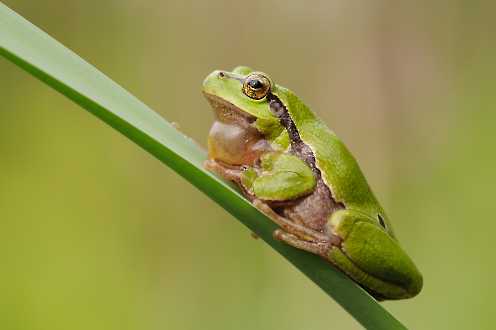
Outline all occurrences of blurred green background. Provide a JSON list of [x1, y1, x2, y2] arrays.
[[1, 1, 494, 329]]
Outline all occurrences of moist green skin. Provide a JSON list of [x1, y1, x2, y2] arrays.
[[203, 66, 423, 300], [271, 88, 390, 228]]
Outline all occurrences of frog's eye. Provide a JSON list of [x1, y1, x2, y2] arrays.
[[242, 73, 271, 100]]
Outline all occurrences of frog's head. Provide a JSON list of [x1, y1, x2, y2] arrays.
[[202, 66, 284, 166], [329, 209, 423, 300], [202, 66, 279, 121]]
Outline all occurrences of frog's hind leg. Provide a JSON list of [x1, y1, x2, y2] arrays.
[[253, 199, 329, 243], [274, 229, 329, 257]]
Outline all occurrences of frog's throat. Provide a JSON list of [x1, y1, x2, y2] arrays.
[[203, 92, 257, 124]]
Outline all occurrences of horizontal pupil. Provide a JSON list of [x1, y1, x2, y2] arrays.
[[248, 79, 263, 89]]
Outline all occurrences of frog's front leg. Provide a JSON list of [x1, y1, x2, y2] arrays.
[[241, 152, 317, 201], [207, 152, 317, 202], [204, 159, 243, 182]]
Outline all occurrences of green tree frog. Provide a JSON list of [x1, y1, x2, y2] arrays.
[[202, 66, 422, 300]]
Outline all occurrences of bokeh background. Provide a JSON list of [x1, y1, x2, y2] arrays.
[[1, 1, 494, 329]]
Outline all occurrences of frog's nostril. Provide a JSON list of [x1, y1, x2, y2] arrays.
[[218, 71, 225, 78]]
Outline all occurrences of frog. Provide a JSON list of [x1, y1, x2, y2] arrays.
[[202, 66, 422, 300]]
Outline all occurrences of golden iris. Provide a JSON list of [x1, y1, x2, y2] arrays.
[[242, 73, 271, 100]]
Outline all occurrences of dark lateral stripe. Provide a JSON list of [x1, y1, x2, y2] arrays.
[[267, 93, 346, 214], [268, 93, 302, 144], [267, 93, 319, 173]]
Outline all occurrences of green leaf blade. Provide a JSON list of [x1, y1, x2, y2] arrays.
[[0, 3, 407, 329]]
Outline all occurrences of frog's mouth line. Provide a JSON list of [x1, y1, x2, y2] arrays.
[[203, 92, 257, 125]]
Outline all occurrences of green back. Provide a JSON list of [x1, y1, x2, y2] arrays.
[[272, 86, 385, 219]]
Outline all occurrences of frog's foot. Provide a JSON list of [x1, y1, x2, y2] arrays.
[[205, 159, 259, 202], [274, 229, 330, 257], [253, 199, 329, 243], [204, 159, 243, 182]]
